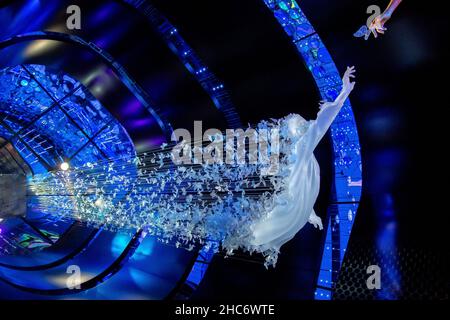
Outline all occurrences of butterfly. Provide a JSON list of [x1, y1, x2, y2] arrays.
[[353, 25, 370, 40]]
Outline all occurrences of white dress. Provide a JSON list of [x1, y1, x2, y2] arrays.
[[247, 86, 351, 266]]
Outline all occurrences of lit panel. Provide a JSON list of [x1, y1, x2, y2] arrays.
[[10, 139, 47, 174], [59, 87, 113, 138], [70, 143, 104, 168], [24, 64, 80, 101], [262, 0, 363, 300], [93, 122, 135, 161], [0, 66, 54, 132], [29, 107, 88, 159]]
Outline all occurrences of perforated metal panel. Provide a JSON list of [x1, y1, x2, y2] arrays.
[[334, 243, 449, 300]]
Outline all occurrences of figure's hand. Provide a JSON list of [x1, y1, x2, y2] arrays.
[[342, 66, 356, 94], [367, 13, 390, 39]]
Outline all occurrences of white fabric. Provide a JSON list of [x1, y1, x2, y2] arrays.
[[248, 86, 351, 265]]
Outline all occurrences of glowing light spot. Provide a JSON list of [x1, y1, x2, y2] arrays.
[[24, 40, 61, 58], [60, 162, 70, 171]]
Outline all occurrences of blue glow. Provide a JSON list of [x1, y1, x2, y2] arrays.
[[376, 194, 401, 300], [111, 233, 155, 260], [0, 64, 135, 172], [124, 0, 242, 129], [263, 0, 363, 300], [0, 64, 136, 258]]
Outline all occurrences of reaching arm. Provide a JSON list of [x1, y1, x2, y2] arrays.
[[384, 0, 403, 17], [369, 0, 403, 38], [304, 66, 356, 152]]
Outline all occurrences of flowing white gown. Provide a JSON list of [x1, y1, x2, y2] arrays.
[[247, 76, 354, 266]]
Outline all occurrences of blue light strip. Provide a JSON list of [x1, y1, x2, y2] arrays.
[[123, 0, 242, 130], [0, 63, 134, 173], [262, 0, 363, 300], [0, 31, 173, 140]]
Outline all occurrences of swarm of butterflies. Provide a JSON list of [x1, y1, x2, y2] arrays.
[[27, 116, 304, 267]]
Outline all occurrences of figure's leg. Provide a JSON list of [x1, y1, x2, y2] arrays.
[[308, 209, 323, 230]]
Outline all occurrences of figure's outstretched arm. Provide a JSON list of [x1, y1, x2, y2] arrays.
[[369, 0, 403, 38], [317, 66, 356, 130], [305, 66, 356, 151], [384, 0, 403, 17]]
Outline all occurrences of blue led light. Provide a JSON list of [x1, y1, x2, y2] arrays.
[[0, 65, 135, 173], [263, 0, 363, 300], [124, 0, 243, 130]]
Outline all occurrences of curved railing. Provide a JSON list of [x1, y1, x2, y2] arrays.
[[263, 0, 363, 299]]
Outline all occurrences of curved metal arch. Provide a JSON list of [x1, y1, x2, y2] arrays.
[[263, 0, 363, 300], [0, 30, 199, 297], [0, 31, 173, 140], [162, 0, 364, 300], [0, 230, 144, 296], [0, 31, 162, 281], [0, 62, 139, 284], [0, 225, 101, 271], [122, 0, 243, 130], [0, 30, 199, 296]]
